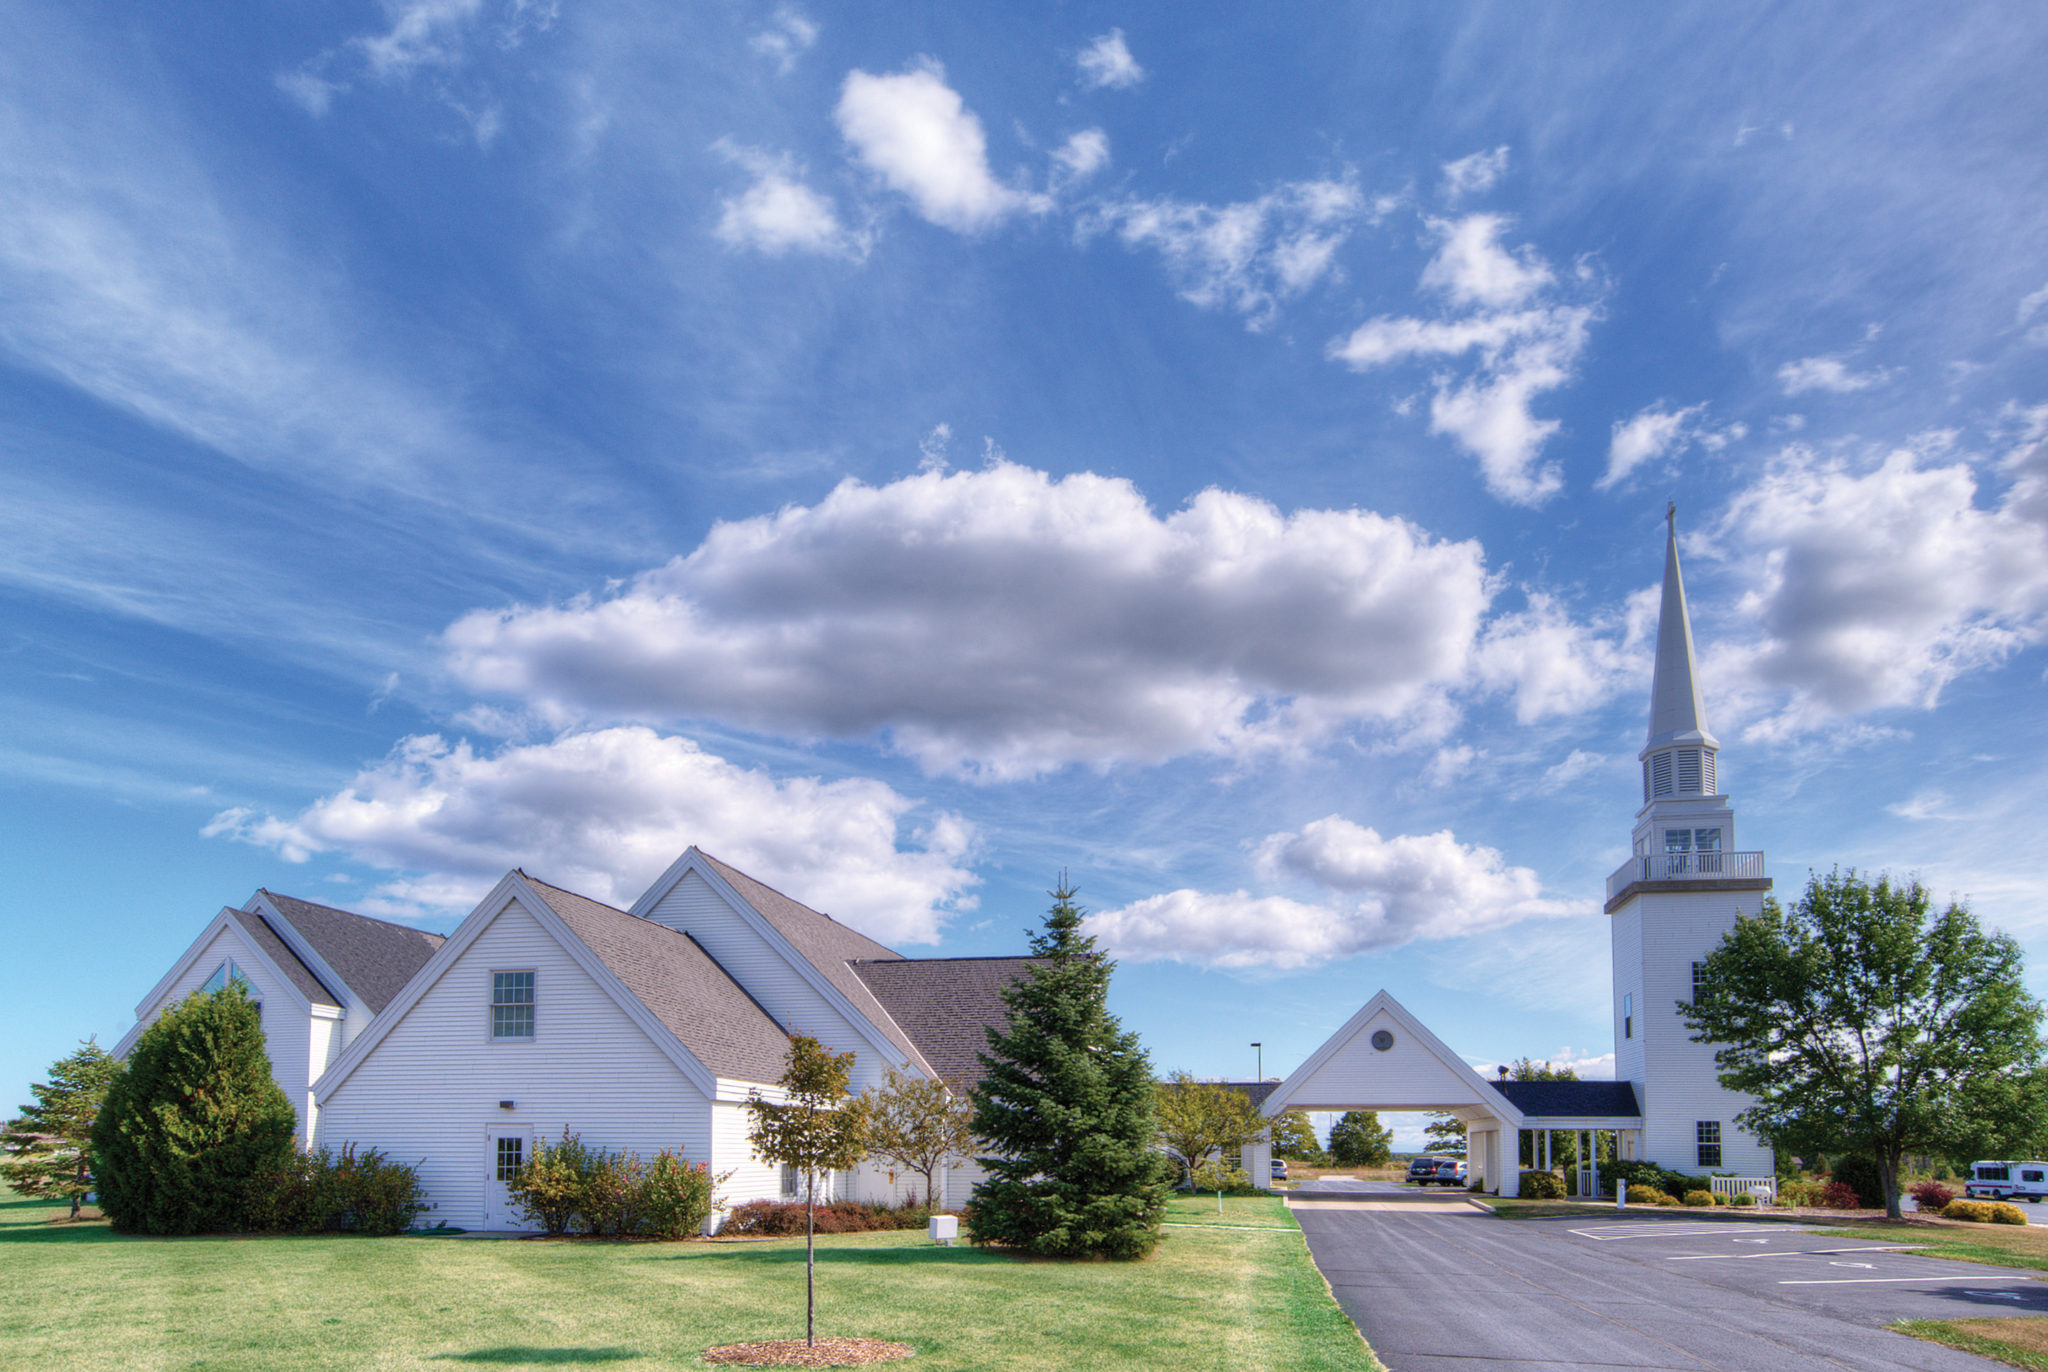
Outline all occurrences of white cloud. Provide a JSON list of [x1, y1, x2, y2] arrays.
[[1051, 128, 1111, 184], [2018, 282, 2048, 345], [712, 144, 866, 259], [1598, 402, 1707, 489], [1086, 175, 1368, 328], [749, 6, 819, 74], [1085, 816, 1587, 970], [1707, 436, 2048, 737], [203, 728, 977, 944], [276, 0, 551, 140], [1536, 748, 1609, 793], [1329, 215, 1597, 506], [1076, 29, 1144, 90], [835, 62, 1048, 233], [441, 462, 1513, 779], [1439, 147, 1509, 201], [1473, 590, 1649, 724], [1776, 353, 1892, 396]]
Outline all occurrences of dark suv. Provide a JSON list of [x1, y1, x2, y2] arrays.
[[1406, 1155, 1464, 1187]]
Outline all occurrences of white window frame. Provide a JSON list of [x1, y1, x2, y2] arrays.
[[490, 970, 536, 1042], [1696, 1120, 1722, 1169]]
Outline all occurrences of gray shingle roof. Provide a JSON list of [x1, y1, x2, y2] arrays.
[[520, 873, 794, 1085], [223, 906, 338, 1007], [846, 957, 1045, 1087], [694, 851, 933, 1076], [1491, 1079, 1642, 1119], [259, 891, 445, 1014], [1220, 1081, 1283, 1112]]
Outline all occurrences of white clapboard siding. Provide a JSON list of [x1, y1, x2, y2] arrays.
[[710, 1099, 785, 1220], [1282, 1007, 1497, 1111], [643, 871, 898, 1090], [1610, 905, 1646, 1089], [317, 896, 711, 1231], [1628, 889, 1772, 1175], [131, 924, 320, 1145]]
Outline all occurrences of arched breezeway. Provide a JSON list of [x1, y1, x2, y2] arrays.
[[1258, 991, 1644, 1200]]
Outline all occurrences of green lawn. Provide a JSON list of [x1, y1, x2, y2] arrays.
[[0, 1191, 1376, 1371], [1894, 1318, 2048, 1370]]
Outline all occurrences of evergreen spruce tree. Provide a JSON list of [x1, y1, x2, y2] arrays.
[[90, 982, 297, 1235], [2, 1038, 120, 1218], [969, 876, 1170, 1259]]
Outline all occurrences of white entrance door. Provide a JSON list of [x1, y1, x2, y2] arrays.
[[483, 1124, 534, 1231]]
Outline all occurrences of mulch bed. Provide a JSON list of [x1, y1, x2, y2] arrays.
[[702, 1338, 915, 1367]]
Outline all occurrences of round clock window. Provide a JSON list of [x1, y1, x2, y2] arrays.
[[1370, 1029, 1395, 1052]]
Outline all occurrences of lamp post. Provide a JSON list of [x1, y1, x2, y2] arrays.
[[1252, 1042, 1262, 1081]]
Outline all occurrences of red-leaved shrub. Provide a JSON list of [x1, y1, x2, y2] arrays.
[[720, 1198, 939, 1236], [1910, 1180, 1955, 1212], [1814, 1181, 1861, 1210]]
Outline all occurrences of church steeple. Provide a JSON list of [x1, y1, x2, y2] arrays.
[[1640, 506, 1720, 802]]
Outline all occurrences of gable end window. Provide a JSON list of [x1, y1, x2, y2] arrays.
[[491, 971, 535, 1040], [199, 960, 260, 1019], [1696, 1120, 1722, 1169]]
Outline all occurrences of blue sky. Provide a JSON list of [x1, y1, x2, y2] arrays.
[[5, 2, 2047, 1147]]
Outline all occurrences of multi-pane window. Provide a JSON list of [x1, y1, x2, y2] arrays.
[[200, 960, 248, 994], [496, 1136, 524, 1182], [1623, 992, 1634, 1040], [491, 971, 535, 1039], [1696, 1120, 1722, 1169], [1691, 961, 1707, 998], [780, 1164, 803, 1197], [1694, 828, 1722, 873]]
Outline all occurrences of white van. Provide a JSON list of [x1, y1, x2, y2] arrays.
[[1964, 1160, 2048, 1202]]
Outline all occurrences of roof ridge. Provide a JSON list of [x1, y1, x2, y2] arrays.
[[260, 888, 444, 938]]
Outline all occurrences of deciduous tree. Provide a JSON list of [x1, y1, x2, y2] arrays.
[[1422, 1114, 1467, 1158], [1270, 1110, 1326, 1163], [969, 876, 1171, 1259], [863, 1067, 972, 1210], [2, 1039, 120, 1218], [1329, 1110, 1394, 1167], [745, 1035, 870, 1347], [1681, 869, 2048, 1220], [1154, 1071, 1265, 1186]]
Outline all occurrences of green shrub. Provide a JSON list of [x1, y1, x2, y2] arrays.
[[508, 1131, 591, 1236], [1943, 1199, 1994, 1223], [1654, 1191, 1681, 1207], [639, 1151, 716, 1239], [1517, 1170, 1565, 1199], [244, 1143, 428, 1235], [1828, 1155, 1883, 1208], [1189, 1161, 1257, 1195], [1730, 1192, 1756, 1207], [722, 1198, 938, 1236], [576, 1148, 648, 1238], [1991, 1202, 2029, 1226], [1708, 1191, 1728, 1206], [1682, 1190, 1715, 1208], [1626, 1184, 1670, 1205], [90, 983, 297, 1235]]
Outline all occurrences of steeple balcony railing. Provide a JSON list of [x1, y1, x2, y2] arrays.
[[1606, 850, 1766, 901]]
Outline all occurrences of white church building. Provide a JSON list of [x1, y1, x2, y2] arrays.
[[113, 514, 1773, 1219], [1256, 512, 1776, 1195]]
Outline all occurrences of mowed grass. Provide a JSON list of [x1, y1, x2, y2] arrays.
[[1825, 1217, 2048, 1274], [1162, 1193, 1302, 1228], [1894, 1318, 2048, 1370], [0, 1191, 1377, 1371]]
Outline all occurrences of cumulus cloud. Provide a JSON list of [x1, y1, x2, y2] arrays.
[[712, 143, 866, 259], [1076, 29, 1144, 90], [1473, 589, 1652, 723], [1440, 147, 1509, 200], [439, 462, 1530, 779], [1329, 215, 1598, 505], [203, 728, 977, 943], [1051, 128, 1111, 185], [1776, 353, 1892, 396], [1085, 176, 1369, 328], [835, 62, 1049, 233], [1708, 435, 2048, 738], [1085, 816, 1587, 970], [749, 6, 818, 74]]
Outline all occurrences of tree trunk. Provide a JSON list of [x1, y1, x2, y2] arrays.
[[806, 1170, 816, 1347], [1881, 1148, 1903, 1221]]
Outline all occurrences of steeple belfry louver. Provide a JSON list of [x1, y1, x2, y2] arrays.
[[1640, 506, 1720, 800]]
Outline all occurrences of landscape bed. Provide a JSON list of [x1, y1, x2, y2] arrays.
[[0, 1190, 1377, 1371]]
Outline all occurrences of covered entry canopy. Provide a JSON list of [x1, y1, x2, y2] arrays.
[[1260, 991, 1643, 1198]]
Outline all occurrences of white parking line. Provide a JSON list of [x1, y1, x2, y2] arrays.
[[1667, 1246, 1923, 1262], [1780, 1275, 2035, 1286], [1570, 1223, 1803, 1241]]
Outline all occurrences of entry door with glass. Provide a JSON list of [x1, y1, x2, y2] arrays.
[[483, 1124, 534, 1231]]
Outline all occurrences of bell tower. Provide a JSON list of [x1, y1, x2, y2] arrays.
[[1606, 508, 1773, 1176]]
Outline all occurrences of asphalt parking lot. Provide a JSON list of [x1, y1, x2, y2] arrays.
[[1290, 1188, 2045, 1372]]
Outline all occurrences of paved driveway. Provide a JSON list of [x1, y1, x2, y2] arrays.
[[1291, 1200, 2046, 1372]]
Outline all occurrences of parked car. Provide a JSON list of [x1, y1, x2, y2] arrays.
[[1965, 1160, 2048, 1202], [1406, 1155, 1463, 1187], [1271, 1159, 1289, 1181]]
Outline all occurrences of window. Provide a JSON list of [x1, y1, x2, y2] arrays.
[[199, 961, 259, 1019], [1664, 828, 1692, 875], [491, 971, 535, 1039], [780, 1164, 803, 1197], [1691, 961, 1707, 998], [496, 1136, 524, 1182], [1623, 993, 1633, 1040], [2024, 1170, 2044, 1184], [1696, 1121, 1722, 1169]]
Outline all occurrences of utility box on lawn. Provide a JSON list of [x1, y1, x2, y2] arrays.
[[929, 1215, 958, 1246]]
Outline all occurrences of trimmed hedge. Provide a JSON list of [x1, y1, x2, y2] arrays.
[[1517, 1170, 1565, 1199], [722, 1198, 941, 1236]]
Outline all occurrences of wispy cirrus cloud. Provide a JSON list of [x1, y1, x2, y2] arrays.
[[749, 6, 819, 74], [1776, 352, 1893, 396], [1330, 214, 1600, 505], [1440, 146, 1509, 200], [1076, 29, 1145, 91]]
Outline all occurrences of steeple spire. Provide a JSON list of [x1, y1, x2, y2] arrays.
[[1645, 504, 1718, 752]]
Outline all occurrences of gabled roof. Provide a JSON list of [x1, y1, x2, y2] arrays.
[[1490, 1079, 1641, 1120], [258, 891, 444, 1013], [848, 957, 1044, 1087], [521, 873, 794, 1084], [224, 907, 338, 1007], [691, 851, 929, 1073], [1220, 1081, 1282, 1112]]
